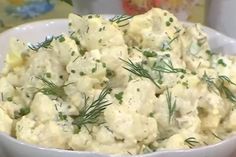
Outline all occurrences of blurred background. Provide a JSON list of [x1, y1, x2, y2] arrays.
[[0, 0, 205, 32], [0, 0, 235, 39]]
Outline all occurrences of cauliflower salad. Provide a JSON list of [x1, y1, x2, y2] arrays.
[[1, 8, 236, 155]]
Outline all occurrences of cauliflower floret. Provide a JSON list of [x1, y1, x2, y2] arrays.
[[6, 38, 28, 68], [223, 109, 236, 131], [0, 108, 13, 135], [0, 77, 15, 101], [0, 101, 21, 119], [161, 134, 188, 150], [181, 24, 211, 71], [104, 105, 158, 144], [122, 78, 156, 115], [51, 35, 79, 65], [69, 126, 140, 155], [127, 8, 184, 57], [69, 14, 125, 51], [16, 117, 72, 149], [69, 128, 93, 151], [30, 93, 57, 122]]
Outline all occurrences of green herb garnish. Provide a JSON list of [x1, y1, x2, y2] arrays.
[[152, 59, 186, 74], [211, 132, 223, 141], [92, 64, 97, 73], [201, 72, 218, 93], [45, 72, 51, 78], [115, 92, 124, 104], [166, 89, 176, 123], [72, 87, 112, 129], [134, 47, 158, 58], [202, 73, 236, 104], [7, 97, 13, 102], [110, 15, 133, 27], [28, 36, 54, 51], [59, 112, 67, 121], [205, 50, 213, 57], [36, 76, 70, 99], [80, 72, 86, 76], [106, 69, 116, 78], [15, 107, 30, 119], [143, 50, 157, 58], [161, 36, 179, 51], [184, 137, 200, 148], [121, 59, 160, 88], [217, 59, 227, 67], [58, 36, 65, 42], [166, 21, 171, 27]]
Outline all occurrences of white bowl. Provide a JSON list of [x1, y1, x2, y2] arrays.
[[0, 18, 236, 157]]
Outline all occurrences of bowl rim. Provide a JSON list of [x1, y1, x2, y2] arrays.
[[1, 132, 236, 157], [0, 18, 236, 157]]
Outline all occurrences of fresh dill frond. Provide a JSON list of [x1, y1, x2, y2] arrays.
[[184, 137, 200, 148], [152, 59, 186, 74], [72, 87, 112, 130], [28, 35, 65, 51], [201, 72, 218, 93], [110, 15, 133, 27], [211, 131, 223, 141], [218, 82, 236, 104], [166, 89, 176, 124], [28, 36, 54, 51], [218, 75, 236, 86], [161, 35, 179, 51], [201, 73, 236, 104], [121, 59, 160, 88], [36, 76, 70, 99]]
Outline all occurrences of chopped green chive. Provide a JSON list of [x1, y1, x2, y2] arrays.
[[7, 97, 13, 101], [166, 21, 171, 27], [115, 92, 124, 104], [217, 59, 227, 67], [80, 72, 85, 76], [58, 36, 65, 42], [45, 72, 51, 78]]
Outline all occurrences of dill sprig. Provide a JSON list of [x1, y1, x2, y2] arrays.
[[72, 87, 112, 129], [36, 76, 69, 99], [166, 89, 176, 123], [121, 59, 160, 88], [28, 36, 54, 51], [201, 72, 218, 93], [161, 35, 179, 51], [153, 59, 186, 74], [184, 137, 200, 148], [28, 35, 64, 51], [202, 73, 236, 104], [110, 15, 133, 27], [218, 75, 236, 86], [218, 82, 236, 103], [211, 131, 223, 141]]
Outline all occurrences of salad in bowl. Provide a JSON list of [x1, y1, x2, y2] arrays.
[[0, 8, 236, 157]]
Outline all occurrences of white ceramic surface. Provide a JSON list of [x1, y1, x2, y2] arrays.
[[0, 19, 236, 157], [206, 0, 236, 39]]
